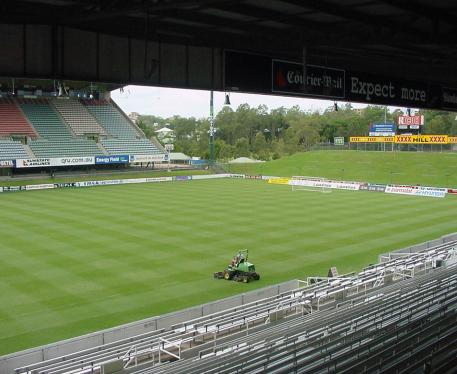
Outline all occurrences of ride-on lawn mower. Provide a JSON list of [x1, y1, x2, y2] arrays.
[[214, 249, 260, 283]]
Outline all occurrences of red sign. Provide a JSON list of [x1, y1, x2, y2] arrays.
[[397, 115, 425, 126]]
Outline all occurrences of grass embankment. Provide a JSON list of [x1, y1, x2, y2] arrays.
[[228, 151, 457, 187]]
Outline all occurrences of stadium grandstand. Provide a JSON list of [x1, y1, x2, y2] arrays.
[[0, 92, 164, 163], [8, 235, 457, 374]]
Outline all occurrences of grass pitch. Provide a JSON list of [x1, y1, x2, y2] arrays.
[[1, 178, 456, 354]]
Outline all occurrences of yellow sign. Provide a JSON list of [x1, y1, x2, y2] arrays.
[[268, 178, 290, 185], [394, 135, 448, 144], [350, 135, 451, 144], [350, 136, 393, 143]]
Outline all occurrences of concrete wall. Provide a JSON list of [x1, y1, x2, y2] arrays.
[[0, 280, 298, 374], [378, 232, 457, 262]]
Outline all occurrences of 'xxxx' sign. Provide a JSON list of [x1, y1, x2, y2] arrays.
[[394, 135, 448, 144]]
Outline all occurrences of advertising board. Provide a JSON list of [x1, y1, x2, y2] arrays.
[[334, 137, 345, 145], [368, 123, 396, 136], [394, 135, 448, 144], [272, 59, 345, 98], [0, 160, 13, 168], [25, 184, 55, 191], [95, 155, 130, 164], [15, 158, 51, 168], [350, 136, 394, 143], [397, 115, 424, 126], [129, 154, 166, 163], [288, 179, 361, 191], [16, 157, 95, 168], [385, 185, 447, 198], [268, 178, 290, 185], [224, 50, 456, 110]]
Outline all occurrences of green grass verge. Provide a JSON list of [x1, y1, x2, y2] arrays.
[[0, 178, 456, 354], [228, 151, 457, 187]]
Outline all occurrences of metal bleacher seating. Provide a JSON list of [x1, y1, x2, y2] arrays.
[[14, 239, 457, 374], [82, 99, 140, 139], [18, 98, 73, 139], [51, 98, 107, 136], [0, 139, 29, 161], [0, 98, 37, 138], [29, 139, 104, 158], [100, 138, 161, 156]]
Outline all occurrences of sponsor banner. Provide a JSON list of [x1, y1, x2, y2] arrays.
[[394, 135, 448, 144], [25, 184, 55, 191], [55, 182, 76, 188], [368, 184, 387, 192], [16, 157, 95, 168], [262, 175, 280, 180], [369, 123, 396, 137], [449, 136, 457, 144], [192, 174, 230, 180], [51, 157, 94, 166], [224, 50, 453, 110], [0, 187, 2, 192], [122, 178, 147, 184], [230, 174, 245, 178], [174, 175, 192, 181], [129, 154, 166, 163], [145, 177, 173, 183], [0, 160, 13, 168], [350, 136, 394, 143], [16, 158, 51, 168], [2, 185, 25, 192], [334, 137, 344, 145], [76, 180, 122, 187], [288, 179, 361, 191], [268, 178, 290, 185], [397, 115, 424, 126], [448, 188, 457, 195], [244, 175, 263, 180], [95, 155, 130, 164], [272, 59, 345, 98], [385, 185, 447, 198]]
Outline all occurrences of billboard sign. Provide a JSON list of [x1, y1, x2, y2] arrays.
[[129, 154, 166, 163], [350, 136, 394, 143], [272, 59, 345, 98], [95, 155, 130, 164], [0, 160, 13, 168], [16, 157, 95, 168], [394, 135, 448, 144], [15, 158, 51, 168], [369, 123, 396, 136], [334, 137, 344, 145], [397, 115, 425, 126], [385, 185, 447, 198], [224, 50, 455, 110]]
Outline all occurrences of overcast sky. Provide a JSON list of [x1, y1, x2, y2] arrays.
[[111, 85, 372, 119]]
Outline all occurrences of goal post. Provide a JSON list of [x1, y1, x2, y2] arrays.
[[290, 176, 332, 193]]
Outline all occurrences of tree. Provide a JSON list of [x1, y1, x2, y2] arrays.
[[235, 137, 250, 157]]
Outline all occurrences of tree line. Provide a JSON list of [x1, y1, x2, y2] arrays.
[[136, 104, 457, 160]]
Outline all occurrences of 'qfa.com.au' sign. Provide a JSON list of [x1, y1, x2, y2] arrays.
[[272, 59, 345, 99]]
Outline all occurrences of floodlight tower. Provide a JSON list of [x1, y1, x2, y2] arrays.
[[209, 90, 216, 164]]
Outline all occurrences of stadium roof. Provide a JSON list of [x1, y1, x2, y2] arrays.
[[4, 0, 457, 87]]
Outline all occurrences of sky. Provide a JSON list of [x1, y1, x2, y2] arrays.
[[111, 85, 372, 119]]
